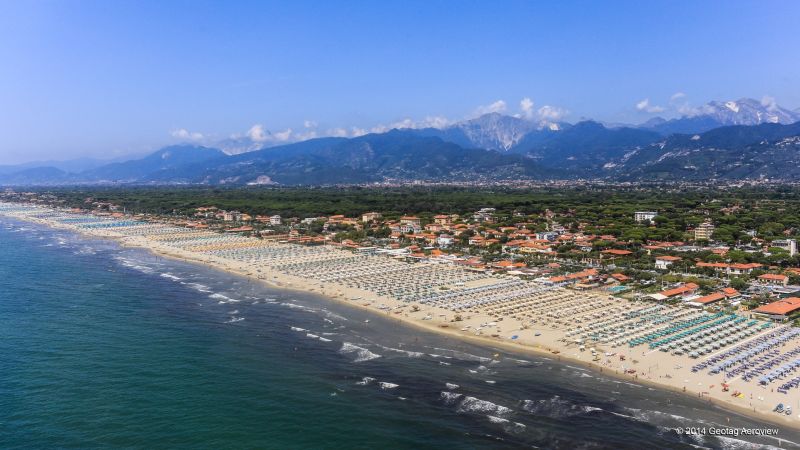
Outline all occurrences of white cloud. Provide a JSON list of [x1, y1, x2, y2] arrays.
[[537, 105, 568, 121], [418, 115, 451, 128], [273, 128, 293, 142], [303, 120, 318, 129], [327, 127, 349, 137], [667, 92, 706, 117], [294, 130, 317, 141], [367, 115, 451, 134], [384, 118, 415, 131], [246, 124, 270, 142], [761, 95, 778, 111], [670, 92, 686, 103], [675, 102, 716, 117], [170, 128, 205, 141], [474, 99, 507, 116], [519, 97, 535, 119], [635, 98, 665, 114], [350, 127, 368, 137], [369, 124, 391, 134]]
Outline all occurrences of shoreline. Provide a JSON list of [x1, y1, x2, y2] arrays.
[[4, 211, 800, 435]]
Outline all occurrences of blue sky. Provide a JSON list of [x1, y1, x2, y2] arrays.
[[1, 0, 799, 164]]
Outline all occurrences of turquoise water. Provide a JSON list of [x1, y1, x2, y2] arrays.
[[1, 218, 797, 449]]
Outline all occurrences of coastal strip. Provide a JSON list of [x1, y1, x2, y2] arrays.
[[2, 202, 799, 431]]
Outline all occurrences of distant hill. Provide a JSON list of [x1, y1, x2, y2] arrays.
[[3, 97, 800, 185], [642, 98, 800, 135], [149, 131, 555, 185], [388, 112, 565, 152], [0, 157, 113, 175], [82, 145, 226, 182], [609, 122, 800, 180], [0, 166, 69, 185], [509, 121, 661, 173]]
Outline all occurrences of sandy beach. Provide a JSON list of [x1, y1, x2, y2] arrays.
[[3, 204, 799, 433]]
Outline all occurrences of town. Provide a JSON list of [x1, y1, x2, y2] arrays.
[[4, 186, 800, 325], [4, 184, 800, 427]]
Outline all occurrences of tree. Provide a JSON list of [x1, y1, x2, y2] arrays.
[[729, 277, 747, 291]]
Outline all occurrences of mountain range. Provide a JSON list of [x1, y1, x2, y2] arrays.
[[3, 97, 800, 186], [638, 98, 800, 135]]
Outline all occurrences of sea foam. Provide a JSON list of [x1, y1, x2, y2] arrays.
[[457, 396, 512, 417], [339, 342, 381, 362]]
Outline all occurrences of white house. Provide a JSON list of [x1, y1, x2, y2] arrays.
[[437, 234, 454, 248], [772, 239, 797, 256], [655, 255, 681, 270], [473, 208, 496, 223], [634, 211, 657, 223]]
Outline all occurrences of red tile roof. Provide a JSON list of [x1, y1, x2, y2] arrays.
[[548, 268, 598, 283], [696, 262, 729, 269], [754, 298, 800, 316], [729, 263, 763, 270], [694, 292, 725, 304], [659, 283, 699, 297], [758, 273, 788, 281], [602, 249, 633, 256], [721, 287, 740, 297]]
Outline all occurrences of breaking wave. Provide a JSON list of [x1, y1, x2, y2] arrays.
[[340, 342, 381, 362], [521, 396, 603, 419], [457, 396, 512, 417]]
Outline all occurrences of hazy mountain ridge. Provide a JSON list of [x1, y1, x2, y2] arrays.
[[609, 122, 800, 180], [82, 145, 227, 182], [641, 98, 800, 135], [3, 98, 800, 185], [509, 121, 662, 172], [147, 131, 554, 185], [0, 157, 114, 175]]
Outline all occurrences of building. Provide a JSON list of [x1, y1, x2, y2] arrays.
[[548, 268, 599, 285], [601, 249, 633, 258], [301, 216, 326, 225], [399, 216, 421, 227], [398, 216, 422, 233], [436, 234, 454, 248], [361, 212, 382, 223], [222, 211, 242, 222], [648, 282, 699, 301], [536, 231, 559, 241], [687, 288, 740, 308], [269, 215, 282, 225], [689, 292, 726, 308], [727, 263, 763, 276], [772, 239, 797, 256], [225, 226, 254, 233], [433, 215, 449, 225], [655, 255, 681, 270], [757, 273, 789, 287], [634, 211, 658, 223], [752, 297, 800, 322], [694, 221, 715, 241], [473, 208, 496, 223], [327, 215, 345, 224], [611, 273, 630, 283]]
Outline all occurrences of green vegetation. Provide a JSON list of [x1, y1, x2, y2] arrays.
[[35, 184, 800, 229], [23, 184, 800, 268]]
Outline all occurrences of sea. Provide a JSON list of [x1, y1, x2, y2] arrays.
[[1, 216, 798, 449]]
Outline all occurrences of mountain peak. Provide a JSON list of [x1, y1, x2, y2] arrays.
[[695, 97, 798, 125], [640, 97, 800, 135], [450, 113, 540, 151]]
